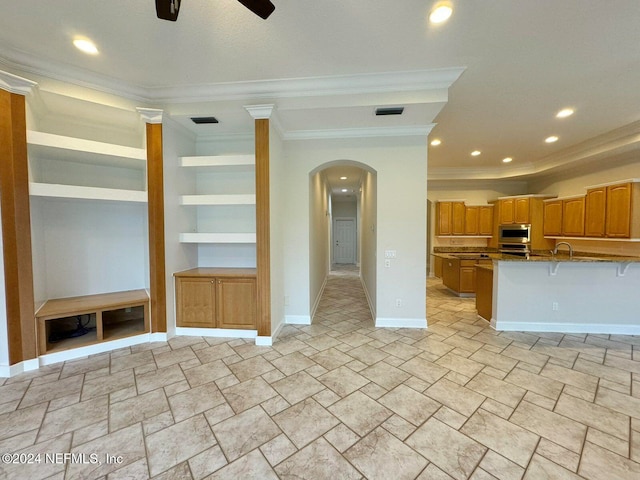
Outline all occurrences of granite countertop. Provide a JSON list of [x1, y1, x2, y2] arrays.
[[498, 254, 640, 263]]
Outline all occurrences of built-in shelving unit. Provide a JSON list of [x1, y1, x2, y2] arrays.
[[27, 130, 147, 202], [179, 154, 256, 245]]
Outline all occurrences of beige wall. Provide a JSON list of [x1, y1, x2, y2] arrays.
[[309, 170, 331, 319], [360, 170, 377, 316]]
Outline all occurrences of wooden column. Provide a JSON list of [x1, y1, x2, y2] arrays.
[[138, 109, 166, 333], [246, 105, 273, 337], [0, 74, 37, 364]]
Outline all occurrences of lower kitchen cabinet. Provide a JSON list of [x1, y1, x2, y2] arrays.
[[475, 266, 493, 321], [175, 268, 257, 329]]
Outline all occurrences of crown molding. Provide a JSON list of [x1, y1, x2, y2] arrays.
[[0, 69, 38, 95], [284, 124, 434, 140]]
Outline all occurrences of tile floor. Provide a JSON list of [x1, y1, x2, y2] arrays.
[[1, 269, 640, 479]]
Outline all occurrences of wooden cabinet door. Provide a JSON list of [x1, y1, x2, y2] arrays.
[[436, 202, 452, 235], [464, 206, 479, 235], [459, 264, 476, 293], [514, 198, 530, 224], [563, 197, 585, 236], [216, 277, 256, 329], [176, 278, 216, 328], [500, 199, 515, 224], [433, 256, 443, 278], [585, 187, 606, 237], [606, 183, 632, 238], [442, 258, 460, 292], [452, 202, 465, 235], [478, 206, 494, 235], [543, 200, 563, 236]]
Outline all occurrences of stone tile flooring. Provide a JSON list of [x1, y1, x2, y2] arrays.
[[1, 270, 640, 479]]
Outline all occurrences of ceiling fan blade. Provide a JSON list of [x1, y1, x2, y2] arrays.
[[236, 0, 275, 19], [156, 0, 181, 21]]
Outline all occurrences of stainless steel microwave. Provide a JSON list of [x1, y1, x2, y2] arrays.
[[499, 224, 531, 244]]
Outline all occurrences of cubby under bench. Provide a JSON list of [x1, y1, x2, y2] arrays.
[[35, 289, 150, 355]]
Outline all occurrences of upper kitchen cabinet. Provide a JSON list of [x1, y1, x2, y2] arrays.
[[464, 205, 494, 236], [436, 201, 492, 237], [604, 181, 640, 238], [585, 187, 606, 237], [498, 195, 553, 225], [544, 196, 585, 237]]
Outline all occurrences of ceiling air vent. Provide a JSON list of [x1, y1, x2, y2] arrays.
[[375, 107, 404, 116], [191, 117, 219, 124]]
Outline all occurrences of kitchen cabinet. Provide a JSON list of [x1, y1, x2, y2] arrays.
[[543, 200, 563, 236], [563, 197, 585, 236], [441, 256, 493, 296], [514, 198, 531, 224], [499, 198, 515, 224], [583, 181, 640, 239], [478, 206, 494, 236], [475, 266, 493, 321], [585, 187, 606, 237], [437, 201, 492, 236], [433, 255, 443, 278], [459, 260, 476, 293], [606, 183, 633, 238], [464, 207, 479, 235], [175, 268, 257, 329]]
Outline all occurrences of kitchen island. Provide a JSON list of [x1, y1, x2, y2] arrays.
[[491, 255, 640, 335]]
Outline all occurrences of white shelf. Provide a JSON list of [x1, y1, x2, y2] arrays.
[[181, 155, 255, 171], [27, 130, 146, 169], [180, 194, 256, 206], [30, 182, 147, 203], [179, 233, 256, 244]]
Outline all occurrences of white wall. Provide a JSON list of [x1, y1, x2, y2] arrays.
[[309, 171, 330, 320], [269, 124, 286, 336], [283, 136, 427, 326], [32, 198, 149, 299], [360, 170, 377, 317], [162, 118, 198, 333]]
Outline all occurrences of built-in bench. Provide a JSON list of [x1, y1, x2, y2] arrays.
[[35, 289, 149, 354]]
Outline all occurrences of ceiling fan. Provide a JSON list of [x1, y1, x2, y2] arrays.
[[155, 0, 275, 21]]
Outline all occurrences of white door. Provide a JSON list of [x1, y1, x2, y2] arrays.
[[334, 218, 356, 264]]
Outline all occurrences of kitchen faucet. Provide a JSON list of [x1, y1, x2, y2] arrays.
[[551, 241, 573, 259]]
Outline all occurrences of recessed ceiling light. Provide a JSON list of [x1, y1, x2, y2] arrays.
[[340, 176, 347, 180], [502, 157, 513, 163], [429, 2, 453, 24], [341, 189, 348, 192], [430, 139, 442, 146], [556, 108, 574, 118], [545, 136, 559, 143], [73, 37, 99, 55], [471, 150, 481, 156]]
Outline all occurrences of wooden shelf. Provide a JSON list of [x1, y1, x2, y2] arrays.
[[179, 194, 255, 206], [30, 182, 147, 203], [36, 289, 149, 354], [179, 233, 256, 244]]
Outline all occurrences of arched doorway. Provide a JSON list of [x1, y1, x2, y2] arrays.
[[308, 161, 377, 323]]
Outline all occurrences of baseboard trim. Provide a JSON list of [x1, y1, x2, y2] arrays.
[[360, 275, 376, 320], [310, 275, 328, 320], [495, 321, 640, 335], [375, 317, 427, 329], [0, 358, 39, 378], [256, 320, 285, 346], [174, 327, 258, 338], [285, 315, 311, 325]]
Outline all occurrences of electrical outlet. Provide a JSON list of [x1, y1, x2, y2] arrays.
[[552, 302, 559, 311], [384, 259, 391, 268], [395, 298, 402, 307]]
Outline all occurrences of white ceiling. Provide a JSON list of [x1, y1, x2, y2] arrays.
[[1, 0, 639, 181]]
